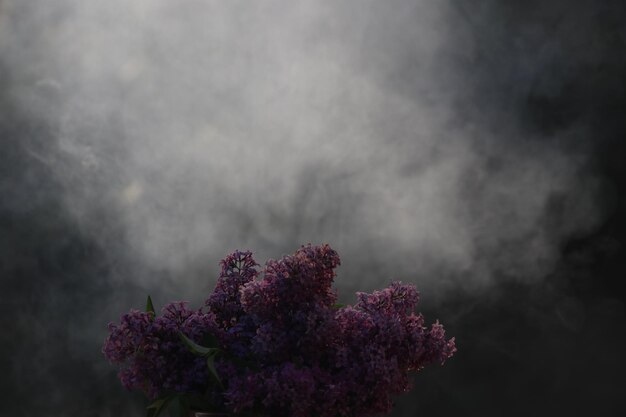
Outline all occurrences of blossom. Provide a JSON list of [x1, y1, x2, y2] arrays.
[[103, 243, 456, 417], [102, 302, 218, 399], [206, 250, 259, 328]]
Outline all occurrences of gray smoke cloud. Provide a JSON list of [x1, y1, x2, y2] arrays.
[[1, 0, 603, 298], [1, 0, 618, 416]]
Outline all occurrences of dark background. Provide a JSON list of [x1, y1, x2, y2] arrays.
[[1, 1, 625, 416]]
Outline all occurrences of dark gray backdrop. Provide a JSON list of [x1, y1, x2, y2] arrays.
[[1, 1, 625, 416]]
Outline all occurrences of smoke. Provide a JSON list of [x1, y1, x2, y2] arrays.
[[1, 0, 603, 291], [1, 0, 620, 416]]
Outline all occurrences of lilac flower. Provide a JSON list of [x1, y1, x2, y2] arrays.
[[205, 250, 258, 328], [239, 244, 340, 318], [102, 302, 218, 399], [355, 280, 420, 316], [103, 243, 456, 417]]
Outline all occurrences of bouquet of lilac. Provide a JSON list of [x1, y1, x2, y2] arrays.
[[103, 244, 456, 417]]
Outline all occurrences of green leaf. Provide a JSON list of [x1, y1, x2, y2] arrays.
[[147, 393, 192, 417], [146, 395, 174, 417], [183, 393, 213, 411], [146, 295, 156, 315], [178, 332, 224, 390], [206, 352, 224, 389], [331, 303, 346, 309], [168, 395, 188, 417], [179, 332, 220, 357]]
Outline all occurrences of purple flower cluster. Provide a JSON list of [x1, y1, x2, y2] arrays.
[[102, 302, 217, 399], [103, 244, 456, 417]]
